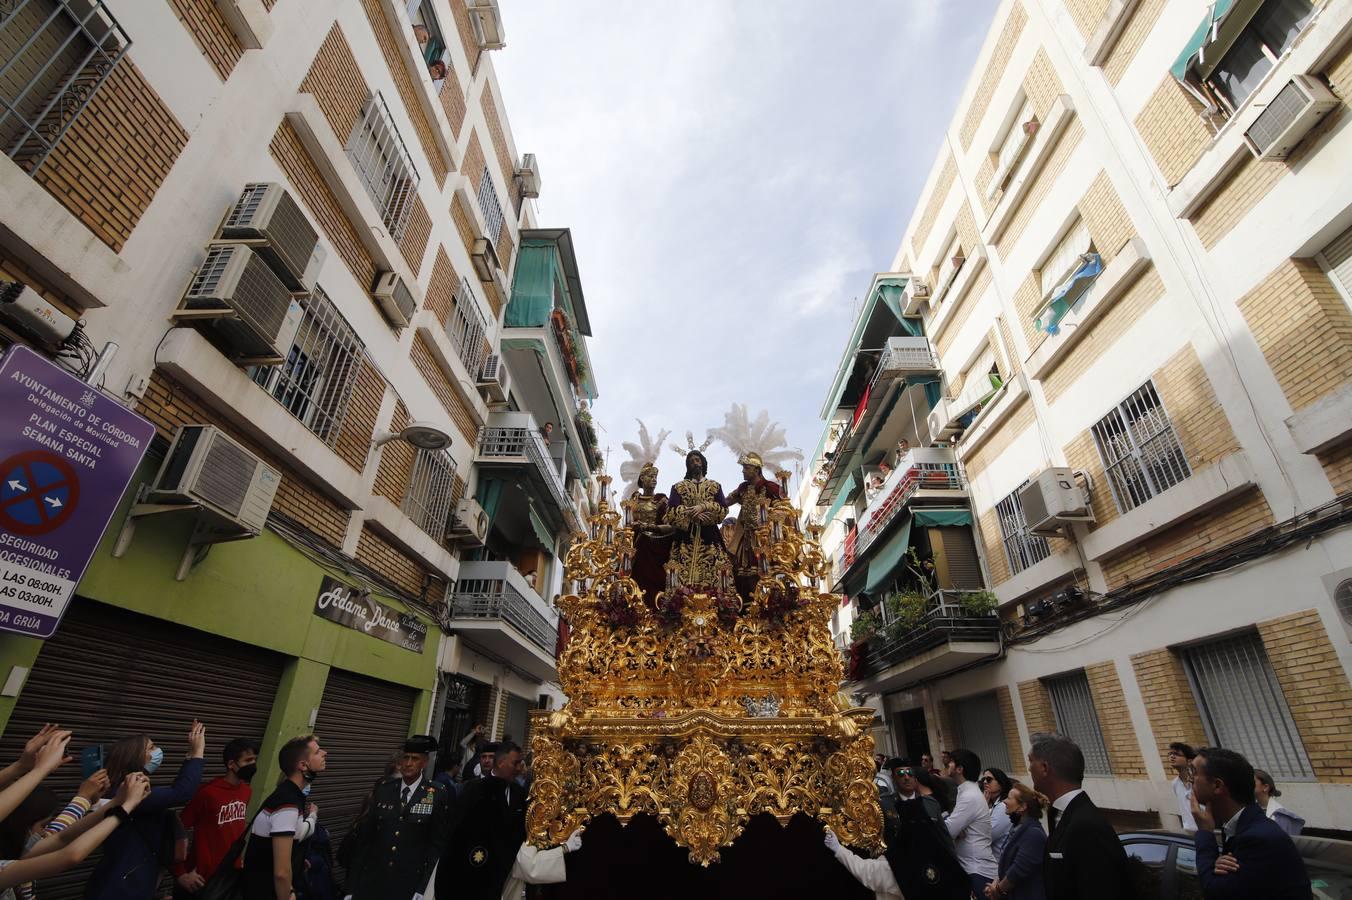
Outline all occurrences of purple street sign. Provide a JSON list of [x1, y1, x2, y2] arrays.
[[0, 345, 155, 638]]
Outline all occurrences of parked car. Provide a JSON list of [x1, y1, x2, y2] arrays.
[[1117, 829, 1352, 899]]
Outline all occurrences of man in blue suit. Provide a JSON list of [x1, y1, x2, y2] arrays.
[[1191, 746, 1311, 898]]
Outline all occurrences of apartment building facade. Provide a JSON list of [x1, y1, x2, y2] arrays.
[[810, 0, 1352, 833], [0, 0, 595, 882]]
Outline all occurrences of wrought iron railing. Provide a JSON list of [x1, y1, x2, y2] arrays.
[[860, 604, 1000, 676], [855, 457, 966, 557], [447, 276, 488, 378], [346, 92, 420, 241], [449, 578, 556, 654], [477, 426, 582, 534]]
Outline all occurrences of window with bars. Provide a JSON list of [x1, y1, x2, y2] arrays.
[[1182, 632, 1313, 780], [251, 287, 366, 448], [0, 0, 130, 173], [403, 447, 457, 541], [1090, 381, 1191, 513], [477, 166, 505, 242], [1045, 671, 1112, 776], [448, 277, 488, 377], [995, 483, 1050, 575], [345, 92, 420, 241], [950, 692, 1012, 772]]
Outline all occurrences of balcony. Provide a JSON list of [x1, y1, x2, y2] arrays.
[[475, 412, 583, 535], [855, 448, 967, 557], [853, 597, 1002, 692], [446, 560, 559, 681]]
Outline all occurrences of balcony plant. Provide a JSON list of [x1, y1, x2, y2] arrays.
[[958, 589, 998, 617], [850, 608, 879, 642], [883, 590, 928, 640]]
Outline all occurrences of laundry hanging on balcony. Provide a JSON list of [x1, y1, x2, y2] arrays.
[[1035, 252, 1103, 335]]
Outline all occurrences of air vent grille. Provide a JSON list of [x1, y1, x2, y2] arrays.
[[1247, 80, 1306, 155], [197, 433, 258, 517]]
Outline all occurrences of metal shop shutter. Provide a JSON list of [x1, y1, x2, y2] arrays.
[[950, 692, 1012, 773], [0, 598, 285, 900], [311, 668, 417, 864]]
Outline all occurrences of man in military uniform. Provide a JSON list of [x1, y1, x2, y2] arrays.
[[435, 740, 527, 900], [343, 735, 450, 899]]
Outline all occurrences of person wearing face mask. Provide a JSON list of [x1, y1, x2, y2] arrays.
[[172, 738, 258, 897], [85, 720, 206, 900]]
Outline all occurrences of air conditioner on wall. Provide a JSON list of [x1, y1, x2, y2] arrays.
[[1017, 467, 1094, 537], [477, 353, 510, 403], [219, 183, 324, 289], [175, 243, 304, 364], [902, 278, 930, 316], [147, 425, 281, 536], [471, 237, 500, 281], [1244, 75, 1338, 160], [467, 0, 505, 49], [372, 271, 416, 326], [449, 497, 489, 545], [516, 153, 541, 199]]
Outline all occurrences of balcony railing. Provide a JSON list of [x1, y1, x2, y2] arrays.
[[477, 423, 582, 534], [861, 602, 1000, 676], [855, 449, 966, 557], [449, 577, 556, 654]]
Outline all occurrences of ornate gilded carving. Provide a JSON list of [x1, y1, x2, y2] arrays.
[[530, 473, 883, 865]]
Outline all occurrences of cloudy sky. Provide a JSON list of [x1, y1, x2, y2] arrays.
[[495, 0, 999, 495]]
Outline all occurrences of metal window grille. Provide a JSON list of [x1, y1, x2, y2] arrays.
[[448, 276, 488, 377], [476, 426, 580, 534], [1, 0, 130, 172], [251, 286, 366, 447], [1183, 632, 1314, 780], [1091, 381, 1191, 513], [403, 447, 456, 541], [477, 166, 504, 241], [345, 92, 420, 241], [951, 692, 1012, 772], [1045, 671, 1112, 777], [995, 483, 1049, 575]]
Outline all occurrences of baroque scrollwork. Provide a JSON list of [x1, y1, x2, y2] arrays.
[[528, 473, 883, 864]]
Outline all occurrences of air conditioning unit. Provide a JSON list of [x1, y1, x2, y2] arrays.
[[1244, 75, 1338, 160], [467, 0, 505, 49], [477, 353, 510, 403], [449, 497, 489, 545], [372, 271, 416, 326], [219, 183, 323, 289], [516, 153, 541, 199], [0, 282, 78, 351], [146, 425, 281, 536], [1017, 467, 1094, 537], [471, 237, 500, 281], [902, 278, 930, 316], [175, 243, 304, 364]]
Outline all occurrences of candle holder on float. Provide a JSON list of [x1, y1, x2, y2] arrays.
[[531, 473, 882, 866]]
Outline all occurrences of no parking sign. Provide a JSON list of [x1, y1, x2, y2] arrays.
[[0, 345, 154, 638]]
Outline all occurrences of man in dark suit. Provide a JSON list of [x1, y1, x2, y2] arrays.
[[1027, 733, 1131, 900], [343, 734, 451, 898], [1190, 746, 1311, 898], [436, 739, 528, 900]]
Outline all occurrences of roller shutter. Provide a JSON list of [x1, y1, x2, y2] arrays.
[[0, 598, 285, 900], [1323, 223, 1352, 297], [949, 691, 1012, 772], [311, 668, 417, 875]]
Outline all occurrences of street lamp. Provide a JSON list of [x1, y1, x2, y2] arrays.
[[371, 420, 453, 451]]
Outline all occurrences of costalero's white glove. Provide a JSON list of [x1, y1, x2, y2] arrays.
[[823, 828, 843, 854], [564, 828, 583, 853]]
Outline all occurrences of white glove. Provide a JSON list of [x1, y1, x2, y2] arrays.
[[823, 828, 842, 854], [564, 828, 583, 853]]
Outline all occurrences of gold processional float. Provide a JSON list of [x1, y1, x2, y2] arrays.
[[526, 408, 884, 866]]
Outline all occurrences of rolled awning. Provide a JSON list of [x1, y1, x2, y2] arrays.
[[528, 505, 554, 552], [913, 509, 973, 527], [825, 472, 858, 525], [865, 515, 914, 593], [1035, 252, 1103, 335], [1170, 0, 1237, 81]]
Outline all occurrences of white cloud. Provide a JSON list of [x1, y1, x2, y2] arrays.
[[495, 0, 999, 494]]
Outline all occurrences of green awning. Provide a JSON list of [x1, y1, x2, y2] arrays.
[[825, 472, 857, 524], [505, 244, 555, 327], [528, 505, 554, 552], [1170, 0, 1235, 81], [476, 477, 505, 522], [865, 516, 914, 593], [913, 509, 973, 527]]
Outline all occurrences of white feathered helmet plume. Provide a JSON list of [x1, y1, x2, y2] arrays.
[[619, 420, 671, 498], [708, 404, 803, 473]]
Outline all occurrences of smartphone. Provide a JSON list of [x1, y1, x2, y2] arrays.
[[80, 744, 105, 778]]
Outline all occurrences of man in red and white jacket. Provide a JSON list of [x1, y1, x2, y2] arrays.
[[172, 738, 258, 896]]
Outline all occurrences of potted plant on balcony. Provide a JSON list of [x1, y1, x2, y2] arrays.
[[883, 590, 928, 640], [958, 589, 998, 617]]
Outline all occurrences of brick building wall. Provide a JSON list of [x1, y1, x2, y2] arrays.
[[30, 61, 187, 253], [480, 87, 517, 213], [1133, 77, 1212, 189], [439, 64, 467, 139], [910, 153, 957, 264], [996, 120, 1085, 257], [996, 685, 1027, 776], [374, 401, 415, 505], [355, 524, 445, 603], [411, 332, 480, 444], [332, 359, 385, 473], [1102, 0, 1165, 86], [1130, 647, 1208, 770], [961, 397, 1036, 482], [450, 0, 484, 75], [399, 196, 433, 276], [450, 193, 478, 262], [959, 3, 1028, 151], [423, 247, 461, 327], [1085, 660, 1148, 778], [1258, 609, 1352, 783], [1018, 678, 1056, 736], [1065, 0, 1109, 40], [166, 0, 243, 80], [301, 24, 370, 145]]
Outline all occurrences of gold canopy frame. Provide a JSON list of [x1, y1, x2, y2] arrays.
[[527, 472, 884, 866]]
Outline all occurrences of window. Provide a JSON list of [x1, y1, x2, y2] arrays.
[[346, 92, 420, 241], [448, 277, 488, 377], [995, 483, 1049, 575], [1039, 218, 1092, 299], [952, 344, 1002, 419], [406, 0, 450, 92], [1204, 0, 1315, 112], [1182, 632, 1313, 779], [403, 447, 457, 540], [0, 0, 130, 173], [1045, 671, 1112, 776], [988, 95, 1036, 198], [950, 692, 1012, 771], [1090, 381, 1191, 513], [252, 287, 367, 448], [477, 166, 505, 242]]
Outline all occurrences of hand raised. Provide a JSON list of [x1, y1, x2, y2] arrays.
[[79, 768, 111, 801], [20, 723, 59, 769], [187, 720, 206, 758], [35, 730, 72, 774], [115, 772, 151, 811]]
